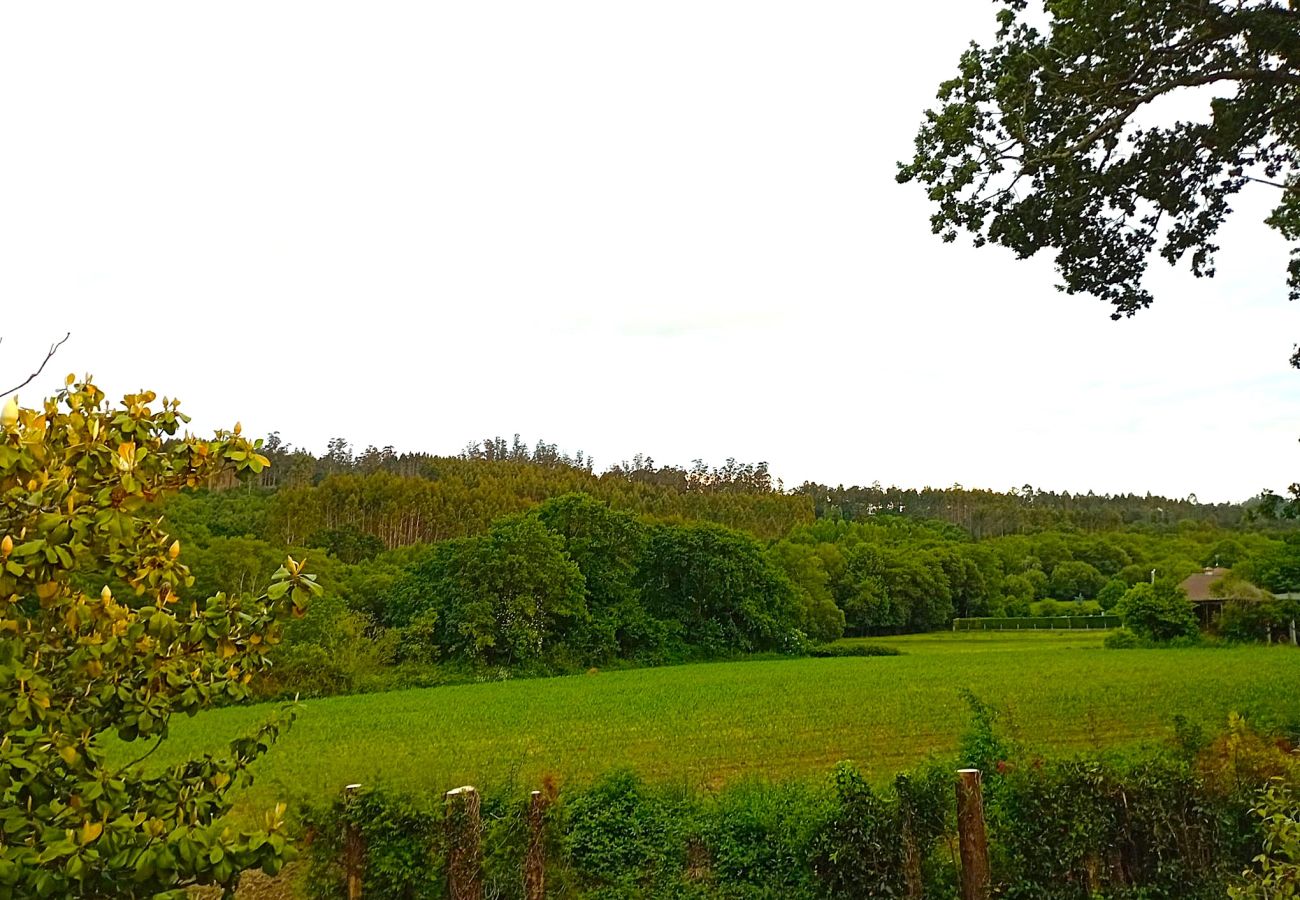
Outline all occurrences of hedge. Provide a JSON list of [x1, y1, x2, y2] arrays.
[[952, 615, 1122, 631], [297, 716, 1300, 899]]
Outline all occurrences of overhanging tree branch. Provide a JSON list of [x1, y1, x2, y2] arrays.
[[0, 332, 71, 398], [1049, 68, 1300, 162]]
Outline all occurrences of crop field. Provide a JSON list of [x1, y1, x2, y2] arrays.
[[128, 633, 1300, 816]]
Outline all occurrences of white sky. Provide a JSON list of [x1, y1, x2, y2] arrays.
[[1, 2, 1295, 503]]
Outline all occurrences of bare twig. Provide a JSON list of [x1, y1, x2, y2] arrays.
[[0, 332, 71, 398]]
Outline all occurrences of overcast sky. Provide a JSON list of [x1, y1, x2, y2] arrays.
[[1, 2, 1295, 503]]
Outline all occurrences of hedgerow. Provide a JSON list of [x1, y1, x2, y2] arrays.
[[297, 709, 1299, 899]]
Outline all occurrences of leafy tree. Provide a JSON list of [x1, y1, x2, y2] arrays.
[[833, 545, 898, 633], [306, 526, 385, 564], [1115, 581, 1200, 641], [1097, 578, 1128, 611], [936, 546, 994, 618], [1048, 560, 1108, 600], [1248, 534, 1300, 593], [1072, 538, 1132, 577], [1020, 566, 1050, 599], [637, 522, 802, 654], [531, 493, 653, 660], [883, 549, 955, 631], [1118, 563, 1154, 587], [0, 382, 318, 896], [766, 540, 846, 643], [389, 516, 587, 667], [899, 0, 1300, 360], [1203, 537, 1249, 569], [1000, 573, 1036, 616], [183, 536, 285, 601]]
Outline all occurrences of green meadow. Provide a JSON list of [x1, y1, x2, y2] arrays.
[[129, 632, 1300, 816]]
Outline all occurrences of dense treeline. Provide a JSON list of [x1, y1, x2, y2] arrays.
[[795, 482, 1263, 537], [157, 434, 1300, 695], [381, 495, 808, 669], [211, 432, 1294, 545]]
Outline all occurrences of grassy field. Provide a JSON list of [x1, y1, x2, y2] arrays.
[[128, 632, 1300, 816]]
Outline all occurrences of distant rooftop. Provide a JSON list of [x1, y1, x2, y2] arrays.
[[1178, 567, 1259, 602]]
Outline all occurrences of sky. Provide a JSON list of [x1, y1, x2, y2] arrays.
[[0, 2, 1295, 503]]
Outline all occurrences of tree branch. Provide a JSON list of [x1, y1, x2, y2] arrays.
[[1048, 67, 1300, 162], [0, 332, 70, 398]]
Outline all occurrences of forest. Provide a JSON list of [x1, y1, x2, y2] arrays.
[[155, 434, 1300, 698]]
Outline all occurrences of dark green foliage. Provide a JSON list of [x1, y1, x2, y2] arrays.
[[1048, 560, 1108, 601], [308, 526, 387, 564], [703, 782, 835, 899], [808, 764, 907, 897], [897, 0, 1300, 359], [387, 516, 587, 668], [1218, 595, 1300, 643], [1104, 628, 1147, 650], [298, 712, 1289, 900], [798, 482, 1254, 536], [531, 494, 651, 662], [160, 488, 275, 543], [1097, 579, 1128, 611], [989, 756, 1244, 900], [1115, 582, 1201, 642], [806, 642, 901, 658], [953, 615, 1121, 631], [816, 538, 955, 635], [303, 788, 443, 899], [182, 536, 286, 602], [766, 540, 847, 643], [1246, 534, 1300, 593], [636, 522, 804, 655], [959, 689, 1020, 774], [158, 436, 1300, 701], [563, 770, 697, 895]]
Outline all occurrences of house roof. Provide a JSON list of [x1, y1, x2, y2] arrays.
[[1178, 567, 1258, 603]]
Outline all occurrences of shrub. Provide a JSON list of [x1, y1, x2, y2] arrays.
[[1230, 779, 1300, 899], [1115, 581, 1200, 642], [706, 782, 834, 898], [808, 763, 907, 896], [302, 789, 443, 898], [0, 384, 316, 896], [807, 643, 902, 658], [1104, 628, 1145, 649], [563, 770, 696, 894]]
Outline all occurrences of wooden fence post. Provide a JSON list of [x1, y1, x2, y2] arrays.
[[955, 769, 990, 900], [900, 803, 924, 899], [445, 786, 483, 900], [524, 790, 546, 900], [344, 783, 363, 900]]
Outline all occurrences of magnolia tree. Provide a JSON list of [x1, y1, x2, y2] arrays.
[[0, 379, 319, 897]]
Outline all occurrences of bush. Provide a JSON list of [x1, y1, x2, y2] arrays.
[[296, 716, 1294, 900], [563, 770, 695, 893], [1115, 581, 1200, 642], [807, 643, 902, 658], [303, 789, 443, 898], [706, 782, 834, 898], [808, 763, 908, 896], [1104, 628, 1145, 649], [1230, 779, 1300, 899]]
